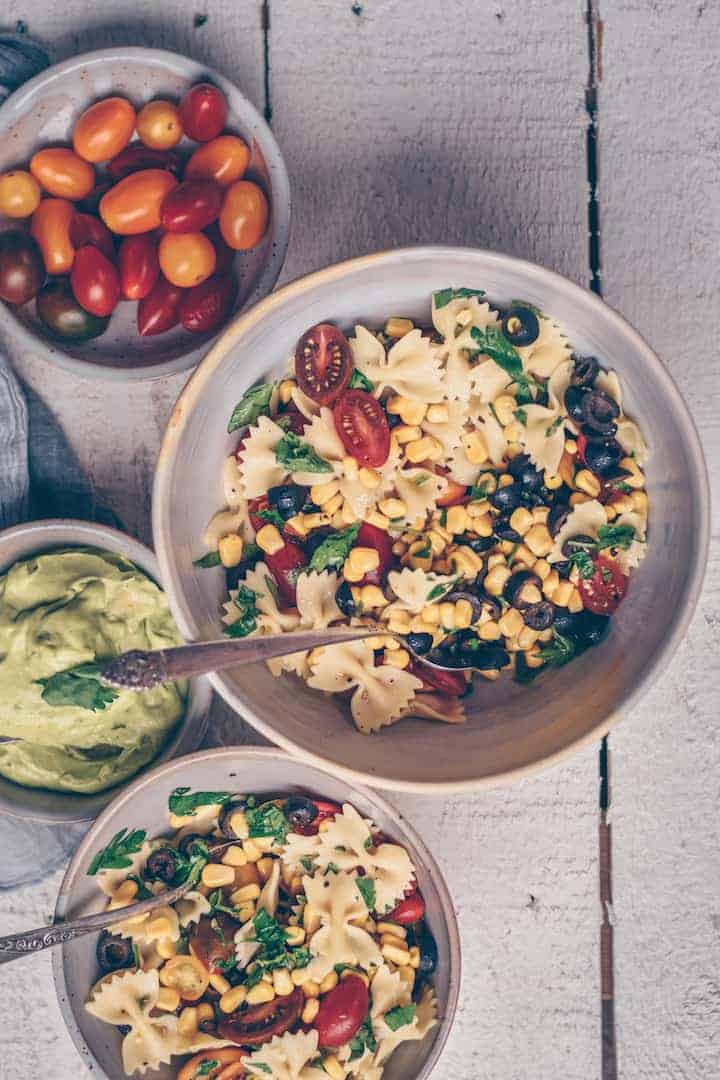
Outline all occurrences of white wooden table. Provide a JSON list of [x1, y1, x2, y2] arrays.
[[1, 3, 718, 1078]]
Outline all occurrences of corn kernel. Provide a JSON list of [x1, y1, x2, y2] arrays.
[[301, 997, 320, 1024], [242, 839, 262, 862], [358, 467, 381, 489], [509, 507, 534, 536], [479, 619, 502, 641], [408, 945, 421, 970], [533, 558, 551, 581], [387, 610, 411, 634], [575, 469, 601, 497], [552, 581, 574, 607], [619, 457, 645, 488], [383, 316, 414, 339], [398, 398, 428, 426], [405, 435, 442, 463], [407, 541, 433, 571], [568, 587, 584, 613], [449, 546, 483, 578], [387, 394, 404, 414], [384, 648, 410, 669], [398, 965, 416, 989], [418, 603, 440, 626], [487, 552, 506, 569], [381, 932, 409, 951], [467, 501, 490, 519], [542, 570, 560, 598], [156, 987, 180, 1012], [426, 403, 449, 424], [227, 809, 249, 839], [302, 979, 321, 998], [323, 1055, 345, 1080], [273, 967, 294, 997], [454, 598, 474, 629], [394, 423, 422, 445], [146, 915, 173, 940], [462, 430, 488, 465], [382, 943, 411, 966], [438, 601, 455, 629], [302, 512, 332, 531], [221, 845, 248, 868], [196, 1003, 214, 1024], [256, 524, 284, 556], [425, 530, 445, 556], [446, 505, 469, 534], [319, 970, 339, 994], [246, 982, 275, 1006], [157, 938, 177, 960], [177, 1007, 198, 1037], [359, 584, 388, 609], [310, 480, 340, 506], [232, 882, 262, 905], [544, 472, 563, 490], [114, 879, 139, 903], [503, 421, 524, 443], [565, 438, 578, 454], [278, 379, 295, 404], [201, 863, 235, 889], [630, 490, 648, 516], [498, 608, 524, 638], [518, 582, 542, 605], [524, 524, 553, 557], [569, 492, 590, 506], [490, 394, 515, 427], [517, 626, 540, 650], [484, 564, 512, 596], [219, 985, 247, 1014], [377, 498, 405, 521], [218, 533, 244, 568]]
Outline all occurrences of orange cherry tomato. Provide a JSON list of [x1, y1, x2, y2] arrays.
[[73, 97, 136, 163], [99, 169, 178, 235], [29, 148, 95, 201], [136, 100, 183, 150], [219, 180, 269, 250], [158, 231, 216, 288], [185, 135, 250, 187], [0, 170, 41, 218], [30, 198, 75, 274]]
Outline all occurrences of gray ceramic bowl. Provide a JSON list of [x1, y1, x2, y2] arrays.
[[0, 519, 212, 823], [53, 745, 460, 1080], [0, 47, 290, 380], [153, 246, 710, 792]]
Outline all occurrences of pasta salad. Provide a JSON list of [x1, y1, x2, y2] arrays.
[[197, 289, 650, 732], [85, 789, 438, 1078]]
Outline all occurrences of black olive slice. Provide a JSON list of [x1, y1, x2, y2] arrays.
[[218, 796, 251, 839], [445, 590, 483, 622], [583, 438, 622, 476], [335, 580, 356, 617], [456, 534, 495, 554], [489, 483, 523, 514], [96, 931, 134, 974], [561, 533, 595, 559], [405, 631, 433, 656], [415, 925, 438, 975], [177, 832, 207, 859], [564, 384, 588, 424], [284, 796, 318, 831], [571, 355, 599, 387], [547, 501, 571, 537], [268, 483, 307, 521], [581, 389, 620, 434], [493, 518, 522, 543], [508, 454, 544, 491], [145, 847, 181, 884], [501, 306, 540, 347], [504, 570, 542, 608], [522, 601, 555, 630]]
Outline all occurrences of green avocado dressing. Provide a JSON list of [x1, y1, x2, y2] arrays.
[[0, 547, 186, 794]]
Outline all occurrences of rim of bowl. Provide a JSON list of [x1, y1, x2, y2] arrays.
[[153, 244, 711, 793], [52, 744, 462, 1080], [0, 518, 211, 823], [0, 46, 291, 382]]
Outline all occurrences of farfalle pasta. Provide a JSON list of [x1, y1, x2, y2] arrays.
[[197, 288, 650, 723], [84, 788, 439, 1079]]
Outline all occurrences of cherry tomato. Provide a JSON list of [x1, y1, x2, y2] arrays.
[[136, 99, 183, 150], [578, 555, 627, 616], [178, 82, 228, 142], [75, 180, 113, 216], [355, 521, 393, 585], [247, 495, 270, 532], [0, 231, 45, 305], [334, 389, 390, 468], [73, 97, 136, 163], [30, 197, 75, 274], [107, 146, 182, 181], [158, 231, 216, 288], [205, 221, 235, 274], [218, 987, 303, 1047], [314, 798, 342, 823], [160, 179, 223, 233], [385, 890, 426, 926], [185, 134, 250, 187], [0, 170, 41, 218], [99, 169, 178, 235], [265, 539, 308, 605], [219, 179, 269, 250], [118, 234, 160, 301], [315, 974, 369, 1049], [29, 148, 95, 200], [576, 433, 588, 464], [294, 323, 352, 405], [408, 656, 467, 697], [36, 277, 109, 340], [277, 405, 307, 436], [137, 275, 183, 336], [70, 245, 120, 317], [178, 273, 237, 333], [436, 475, 469, 507], [177, 1049, 246, 1080], [188, 914, 238, 974], [70, 213, 115, 260]]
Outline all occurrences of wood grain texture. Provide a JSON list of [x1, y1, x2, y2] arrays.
[[600, 3, 720, 1078]]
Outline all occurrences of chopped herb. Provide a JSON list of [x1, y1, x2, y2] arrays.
[[349, 368, 374, 391], [247, 802, 290, 844], [615, 481, 633, 494], [439, 508, 448, 527], [263, 574, 280, 605], [596, 523, 635, 550], [544, 415, 564, 438], [411, 473, 429, 486], [470, 325, 535, 398], [290, 946, 312, 969], [325, 862, 340, 874], [433, 286, 485, 309], [600, 565, 614, 584], [468, 479, 491, 500], [171, 839, 211, 887], [514, 381, 537, 406], [208, 889, 244, 921], [168, 787, 231, 817], [426, 579, 456, 602], [244, 964, 264, 989], [568, 550, 595, 579], [228, 382, 275, 432], [307, 523, 360, 573], [349, 1014, 378, 1060], [37, 662, 119, 713], [413, 540, 432, 559], [88, 828, 146, 875], [356, 876, 376, 911], [128, 875, 153, 900], [251, 1064, 271, 1074], [193, 550, 222, 568], [514, 408, 528, 426], [384, 1004, 416, 1031], [300, 856, 315, 873], [224, 585, 260, 639], [258, 507, 286, 529], [275, 431, 332, 474], [240, 541, 262, 568], [195, 1061, 218, 1078]]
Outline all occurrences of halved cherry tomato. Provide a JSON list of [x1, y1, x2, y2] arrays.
[[178, 82, 228, 142], [178, 1049, 246, 1080], [158, 231, 216, 288], [408, 656, 467, 697], [355, 521, 393, 585], [0, 170, 41, 218], [294, 323, 352, 405], [136, 99, 183, 150], [70, 213, 115, 259], [334, 389, 390, 468], [578, 555, 627, 616], [313, 798, 342, 823], [161, 179, 223, 233], [385, 889, 426, 926], [70, 245, 121, 317], [576, 433, 588, 464], [219, 180, 269, 250], [73, 97, 136, 163], [107, 146, 182, 181], [247, 495, 270, 532], [30, 148, 95, 201], [315, 974, 369, 1048], [218, 987, 303, 1047], [137, 275, 183, 336], [185, 134, 250, 187], [100, 169, 178, 235], [30, 198, 75, 274], [265, 539, 308, 606], [188, 914, 238, 974], [205, 221, 235, 274], [119, 234, 160, 301], [179, 273, 237, 333], [436, 475, 468, 507]]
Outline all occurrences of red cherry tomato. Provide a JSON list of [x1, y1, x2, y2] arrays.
[[385, 890, 426, 926], [436, 475, 468, 507], [277, 405, 307, 436], [576, 433, 588, 464], [179, 273, 237, 333], [355, 521, 393, 586], [137, 275, 183, 336], [247, 495, 269, 532], [205, 221, 235, 274], [107, 146, 182, 181], [189, 914, 241, 974], [178, 82, 228, 142], [161, 179, 223, 233], [408, 656, 467, 697], [334, 389, 390, 468], [70, 245, 120, 317], [265, 540, 308, 606], [118, 234, 160, 301], [578, 555, 627, 616], [294, 323, 352, 405], [315, 974, 369, 1049], [69, 212, 115, 260]]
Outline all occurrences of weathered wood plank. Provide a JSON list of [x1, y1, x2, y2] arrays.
[[599, 3, 720, 1077]]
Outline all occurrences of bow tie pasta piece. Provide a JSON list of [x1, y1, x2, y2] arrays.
[[515, 314, 572, 379], [237, 414, 289, 499], [548, 499, 607, 563], [468, 357, 514, 403], [244, 563, 302, 632], [394, 469, 447, 526], [245, 1029, 321, 1080], [432, 294, 501, 400], [613, 510, 648, 573], [111, 902, 180, 948], [420, 398, 469, 454], [367, 964, 438, 1068], [281, 828, 322, 875], [303, 870, 382, 979], [594, 369, 649, 466], [475, 403, 508, 466], [296, 569, 342, 629], [350, 325, 445, 403], [234, 858, 281, 967], [175, 890, 211, 929], [291, 383, 322, 420], [307, 640, 422, 734], [293, 408, 345, 489], [386, 568, 456, 615]]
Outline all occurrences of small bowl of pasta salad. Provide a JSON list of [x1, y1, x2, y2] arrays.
[[53, 747, 460, 1080], [154, 247, 708, 789]]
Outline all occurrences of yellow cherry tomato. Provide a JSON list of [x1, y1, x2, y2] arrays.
[[137, 100, 183, 150], [30, 198, 75, 273], [219, 180, 269, 250], [0, 170, 41, 217], [29, 148, 95, 201], [158, 232, 216, 287], [73, 97, 136, 163], [99, 169, 178, 235], [185, 135, 250, 187]]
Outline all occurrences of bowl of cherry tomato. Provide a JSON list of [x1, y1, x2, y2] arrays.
[[0, 47, 290, 379]]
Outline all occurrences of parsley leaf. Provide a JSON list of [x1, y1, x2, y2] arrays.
[[349, 1014, 378, 1060], [307, 523, 360, 573], [384, 1004, 416, 1031], [88, 827, 147, 875], [433, 286, 485, 309], [37, 662, 119, 713], [357, 876, 376, 912], [544, 415, 564, 438], [426, 578, 456, 601], [596, 523, 635, 550], [514, 407, 528, 426], [168, 787, 231, 817], [413, 539, 432, 559], [470, 325, 524, 381], [195, 1062, 219, 1077], [568, 550, 595, 579], [515, 629, 577, 684], [349, 368, 374, 391], [300, 856, 315, 873], [193, 550, 222, 568], [258, 507, 286, 529], [246, 802, 290, 844], [468, 479, 491, 500], [224, 585, 259, 639], [228, 382, 275, 432], [275, 431, 332, 474]]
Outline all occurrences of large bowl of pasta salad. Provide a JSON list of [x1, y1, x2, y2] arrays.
[[53, 746, 460, 1080], [153, 247, 709, 790]]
